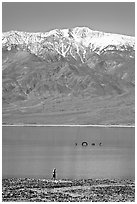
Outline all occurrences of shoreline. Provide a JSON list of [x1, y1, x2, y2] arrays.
[[2, 124, 135, 127]]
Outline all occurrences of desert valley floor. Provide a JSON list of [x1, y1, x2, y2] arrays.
[[3, 91, 134, 125]]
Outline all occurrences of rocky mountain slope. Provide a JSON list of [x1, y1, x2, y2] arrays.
[[2, 27, 135, 125]]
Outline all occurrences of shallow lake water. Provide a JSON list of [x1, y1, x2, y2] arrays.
[[2, 126, 135, 179]]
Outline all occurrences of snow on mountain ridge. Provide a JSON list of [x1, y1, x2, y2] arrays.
[[2, 27, 135, 56]]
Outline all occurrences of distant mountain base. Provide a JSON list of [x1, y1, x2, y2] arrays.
[[2, 90, 134, 125]]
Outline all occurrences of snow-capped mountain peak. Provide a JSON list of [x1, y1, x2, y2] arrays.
[[2, 27, 135, 58]]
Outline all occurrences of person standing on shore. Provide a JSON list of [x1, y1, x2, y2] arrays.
[[52, 168, 57, 180]]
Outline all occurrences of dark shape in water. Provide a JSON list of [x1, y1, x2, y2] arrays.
[[82, 141, 88, 146]]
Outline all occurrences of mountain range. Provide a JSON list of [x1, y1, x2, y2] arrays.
[[2, 27, 135, 125]]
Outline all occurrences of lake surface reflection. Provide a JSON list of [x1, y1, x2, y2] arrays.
[[2, 126, 135, 179]]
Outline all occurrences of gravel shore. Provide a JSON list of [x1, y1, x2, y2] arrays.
[[2, 178, 135, 202]]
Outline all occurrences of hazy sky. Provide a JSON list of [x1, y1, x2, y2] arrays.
[[2, 2, 135, 36]]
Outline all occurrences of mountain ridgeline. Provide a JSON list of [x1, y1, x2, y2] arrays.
[[2, 27, 135, 125]]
